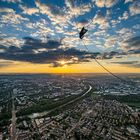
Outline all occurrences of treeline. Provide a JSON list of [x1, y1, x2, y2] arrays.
[[103, 94, 140, 108], [17, 85, 91, 116], [0, 113, 11, 128], [16, 95, 79, 116]]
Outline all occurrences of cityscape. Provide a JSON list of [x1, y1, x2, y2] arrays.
[[0, 0, 140, 139], [0, 73, 140, 140]]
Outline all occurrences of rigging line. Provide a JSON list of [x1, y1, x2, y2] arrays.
[[72, 2, 122, 81], [74, 0, 94, 29], [81, 39, 135, 85], [72, 7, 116, 80], [85, 19, 94, 28], [69, 1, 136, 86]]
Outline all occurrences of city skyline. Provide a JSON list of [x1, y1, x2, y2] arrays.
[[0, 0, 140, 73]]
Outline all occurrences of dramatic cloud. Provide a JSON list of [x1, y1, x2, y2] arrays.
[[0, 60, 14, 68], [118, 11, 129, 20], [0, 12, 29, 25], [65, 0, 91, 17], [122, 36, 140, 54], [129, 1, 140, 16], [92, 12, 109, 29], [104, 36, 118, 48], [20, 5, 39, 15], [125, 0, 133, 4], [0, 0, 140, 69], [116, 28, 134, 42], [94, 0, 119, 8], [35, 0, 68, 26], [0, 8, 15, 13], [0, 37, 87, 66], [0, 37, 121, 67], [65, 0, 75, 9], [0, 37, 24, 47], [112, 61, 140, 68]]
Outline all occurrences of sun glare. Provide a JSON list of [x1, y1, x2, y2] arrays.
[[58, 60, 67, 66], [60, 60, 66, 65]]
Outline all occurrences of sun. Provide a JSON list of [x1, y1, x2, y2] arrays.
[[57, 60, 68, 67], [59, 60, 66, 65]]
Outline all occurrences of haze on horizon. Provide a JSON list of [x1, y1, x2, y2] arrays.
[[0, 0, 140, 73]]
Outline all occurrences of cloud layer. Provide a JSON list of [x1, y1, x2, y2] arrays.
[[0, 0, 140, 69]]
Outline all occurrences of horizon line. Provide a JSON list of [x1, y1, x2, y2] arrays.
[[0, 72, 140, 75]]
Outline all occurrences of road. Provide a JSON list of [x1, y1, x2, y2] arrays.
[[11, 93, 17, 140], [57, 85, 92, 108], [46, 85, 92, 116], [29, 85, 92, 119]]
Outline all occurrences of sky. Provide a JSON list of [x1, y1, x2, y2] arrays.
[[0, 0, 140, 73]]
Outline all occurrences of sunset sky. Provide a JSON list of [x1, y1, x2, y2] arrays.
[[0, 0, 140, 73]]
